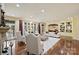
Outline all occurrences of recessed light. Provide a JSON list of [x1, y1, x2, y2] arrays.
[[41, 9, 45, 13], [16, 4, 20, 7]]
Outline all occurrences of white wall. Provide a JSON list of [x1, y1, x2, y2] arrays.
[[15, 20, 19, 32]]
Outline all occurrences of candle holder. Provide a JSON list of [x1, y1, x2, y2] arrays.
[[2, 43, 7, 54], [2, 48, 7, 53], [4, 40, 8, 49], [9, 42, 13, 55]]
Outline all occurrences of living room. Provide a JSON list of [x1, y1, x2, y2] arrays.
[[0, 3, 79, 55]]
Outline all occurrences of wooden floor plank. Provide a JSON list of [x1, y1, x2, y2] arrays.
[[47, 39, 79, 55]]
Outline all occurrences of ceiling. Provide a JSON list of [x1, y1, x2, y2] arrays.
[[2, 3, 79, 22]]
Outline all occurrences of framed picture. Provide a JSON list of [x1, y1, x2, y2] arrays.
[[48, 24, 58, 32], [66, 22, 72, 33], [60, 23, 65, 32]]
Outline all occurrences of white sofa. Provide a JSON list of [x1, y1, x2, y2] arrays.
[[24, 31, 29, 37], [26, 33, 43, 55], [48, 32, 60, 38]]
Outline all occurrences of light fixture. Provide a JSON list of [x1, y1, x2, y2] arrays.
[[16, 4, 20, 7], [41, 9, 45, 13]]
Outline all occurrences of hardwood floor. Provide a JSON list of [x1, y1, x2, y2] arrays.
[[47, 39, 79, 55], [15, 37, 79, 55]]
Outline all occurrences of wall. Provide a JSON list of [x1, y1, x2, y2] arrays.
[[5, 15, 79, 40], [45, 16, 79, 40], [5, 15, 19, 21], [45, 20, 60, 32], [59, 16, 79, 40], [59, 17, 73, 37], [5, 15, 20, 34], [73, 16, 79, 40]]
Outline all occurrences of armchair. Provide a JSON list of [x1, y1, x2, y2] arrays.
[[26, 33, 43, 55]]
